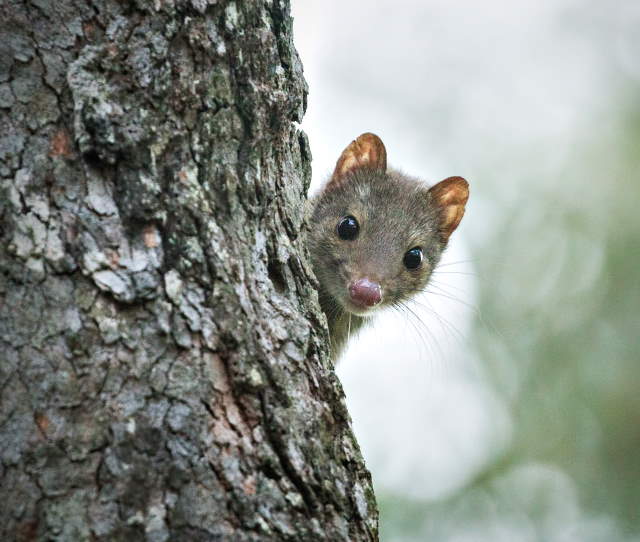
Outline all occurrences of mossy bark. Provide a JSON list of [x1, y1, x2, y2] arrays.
[[0, 1, 377, 540]]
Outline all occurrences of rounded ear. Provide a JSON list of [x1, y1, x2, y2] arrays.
[[428, 176, 469, 242], [328, 133, 387, 188]]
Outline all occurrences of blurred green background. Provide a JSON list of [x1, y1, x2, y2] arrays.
[[374, 100, 640, 542], [293, 1, 640, 540]]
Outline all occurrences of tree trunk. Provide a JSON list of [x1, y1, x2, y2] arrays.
[[0, 2, 377, 540]]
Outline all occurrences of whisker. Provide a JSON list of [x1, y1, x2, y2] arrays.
[[408, 296, 466, 346], [435, 259, 476, 268], [421, 285, 480, 315], [406, 301, 454, 378], [432, 269, 477, 277], [422, 284, 505, 344], [429, 277, 472, 296], [390, 302, 434, 363], [396, 300, 446, 365]]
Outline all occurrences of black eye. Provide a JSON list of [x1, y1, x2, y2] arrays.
[[337, 215, 359, 240], [403, 247, 423, 269]]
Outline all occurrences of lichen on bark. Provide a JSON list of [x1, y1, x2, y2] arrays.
[[0, 1, 377, 540]]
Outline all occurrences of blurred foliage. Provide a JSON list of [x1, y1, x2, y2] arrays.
[[378, 95, 640, 541]]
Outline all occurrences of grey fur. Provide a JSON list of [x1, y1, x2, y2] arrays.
[[309, 165, 459, 359]]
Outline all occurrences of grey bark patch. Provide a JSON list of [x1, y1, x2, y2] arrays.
[[0, 131, 26, 168], [86, 177, 118, 216], [96, 315, 120, 344], [164, 270, 183, 303], [167, 402, 191, 432], [10, 213, 47, 260], [92, 270, 135, 302], [11, 60, 43, 104], [133, 271, 160, 299], [0, 83, 15, 108]]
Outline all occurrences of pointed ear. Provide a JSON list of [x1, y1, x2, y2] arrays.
[[329, 133, 387, 187], [428, 176, 469, 242]]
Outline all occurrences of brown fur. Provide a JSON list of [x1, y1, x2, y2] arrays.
[[308, 133, 469, 360]]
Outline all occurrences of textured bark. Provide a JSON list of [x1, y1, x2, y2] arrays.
[[0, 1, 377, 540]]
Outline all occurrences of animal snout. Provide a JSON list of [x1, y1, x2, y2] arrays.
[[349, 278, 382, 308]]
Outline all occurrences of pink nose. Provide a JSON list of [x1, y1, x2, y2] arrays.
[[349, 278, 382, 308]]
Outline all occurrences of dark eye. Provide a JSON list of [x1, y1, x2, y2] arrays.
[[403, 247, 423, 269], [336, 215, 359, 240]]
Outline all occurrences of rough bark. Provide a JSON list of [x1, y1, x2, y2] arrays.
[[0, 1, 377, 540]]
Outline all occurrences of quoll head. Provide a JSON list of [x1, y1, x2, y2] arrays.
[[310, 133, 469, 316]]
